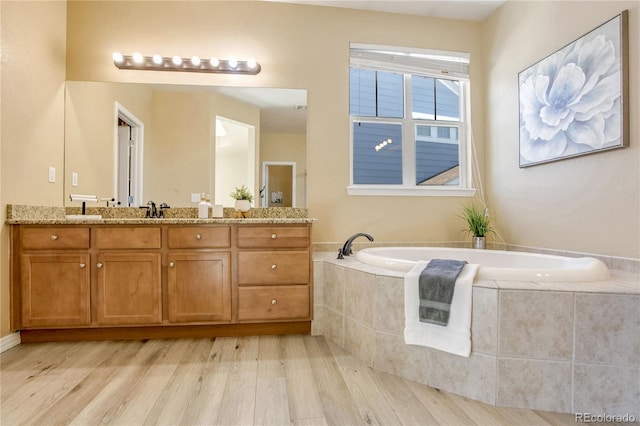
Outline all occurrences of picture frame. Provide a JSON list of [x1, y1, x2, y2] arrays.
[[518, 10, 629, 167]]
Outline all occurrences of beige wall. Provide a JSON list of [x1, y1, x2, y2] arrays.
[[260, 133, 307, 207], [483, 1, 639, 258], [65, 0, 487, 245], [1, 1, 67, 337], [65, 81, 154, 205], [150, 90, 210, 206]]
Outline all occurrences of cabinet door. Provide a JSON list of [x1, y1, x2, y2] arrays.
[[167, 253, 231, 322], [96, 252, 162, 325], [21, 254, 90, 327]]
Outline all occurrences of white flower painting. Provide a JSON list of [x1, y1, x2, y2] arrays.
[[519, 12, 628, 167]]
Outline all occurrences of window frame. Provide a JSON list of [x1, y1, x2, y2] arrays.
[[348, 47, 476, 197]]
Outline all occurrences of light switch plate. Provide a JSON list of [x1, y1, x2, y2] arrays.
[[191, 193, 201, 202], [72, 172, 78, 187], [48, 167, 56, 183]]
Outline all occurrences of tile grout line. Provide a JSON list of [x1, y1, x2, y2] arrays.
[[571, 292, 577, 415]]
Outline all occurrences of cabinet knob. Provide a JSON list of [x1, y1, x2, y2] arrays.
[[271, 233, 277, 239], [169, 262, 175, 268], [271, 264, 277, 270], [96, 262, 103, 268], [50, 235, 58, 241], [271, 299, 277, 305], [79, 263, 86, 269], [196, 234, 202, 240]]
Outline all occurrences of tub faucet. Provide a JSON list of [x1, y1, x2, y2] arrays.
[[339, 233, 374, 259]]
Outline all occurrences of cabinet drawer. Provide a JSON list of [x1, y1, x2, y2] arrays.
[[96, 227, 161, 249], [21, 227, 90, 250], [237, 286, 310, 321], [237, 251, 310, 285], [237, 226, 309, 248], [168, 227, 230, 249]]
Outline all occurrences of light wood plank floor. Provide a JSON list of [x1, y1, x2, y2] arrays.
[[0, 335, 585, 425]]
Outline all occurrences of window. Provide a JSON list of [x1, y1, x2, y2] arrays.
[[348, 43, 475, 196]]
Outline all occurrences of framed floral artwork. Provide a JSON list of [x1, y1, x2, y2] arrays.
[[518, 10, 629, 167]]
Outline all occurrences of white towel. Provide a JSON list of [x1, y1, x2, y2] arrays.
[[404, 260, 479, 357]]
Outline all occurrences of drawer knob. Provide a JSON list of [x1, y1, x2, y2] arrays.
[[271, 264, 277, 270], [96, 262, 103, 269], [271, 233, 277, 239], [50, 235, 58, 241], [79, 263, 86, 269], [169, 262, 175, 268], [271, 299, 277, 305], [196, 234, 202, 240]]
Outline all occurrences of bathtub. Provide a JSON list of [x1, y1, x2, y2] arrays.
[[354, 247, 610, 282]]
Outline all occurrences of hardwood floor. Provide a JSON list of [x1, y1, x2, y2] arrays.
[[1, 335, 582, 425]]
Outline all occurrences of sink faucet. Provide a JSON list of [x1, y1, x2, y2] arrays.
[[158, 202, 170, 218], [338, 233, 374, 259], [140, 201, 158, 218]]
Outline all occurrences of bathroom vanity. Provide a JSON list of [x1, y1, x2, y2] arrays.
[[8, 211, 315, 342]]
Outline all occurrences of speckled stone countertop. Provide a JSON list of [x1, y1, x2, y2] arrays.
[[6, 205, 317, 225]]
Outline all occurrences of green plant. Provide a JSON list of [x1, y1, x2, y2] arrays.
[[229, 185, 254, 203], [459, 203, 494, 238]]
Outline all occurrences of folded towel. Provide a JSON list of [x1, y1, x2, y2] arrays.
[[419, 259, 468, 326], [404, 260, 479, 357]]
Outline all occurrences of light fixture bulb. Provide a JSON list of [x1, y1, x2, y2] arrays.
[[132, 52, 144, 64], [209, 57, 219, 67], [152, 54, 163, 65], [172, 55, 182, 66], [247, 57, 257, 69], [112, 52, 124, 63], [191, 56, 201, 66], [228, 58, 238, 69]]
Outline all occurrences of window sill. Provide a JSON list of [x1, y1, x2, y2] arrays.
[[346, 185, 476, 197]]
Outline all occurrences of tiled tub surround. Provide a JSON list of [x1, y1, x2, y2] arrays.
[[312, 252, 640, 417]]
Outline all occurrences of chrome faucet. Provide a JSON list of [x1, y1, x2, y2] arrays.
[[338, 233, 374, 259]]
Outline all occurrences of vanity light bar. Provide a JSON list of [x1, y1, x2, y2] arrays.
[[112, 53, 261, 75]]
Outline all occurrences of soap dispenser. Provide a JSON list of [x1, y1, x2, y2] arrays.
[[198, 193, 209, 219]]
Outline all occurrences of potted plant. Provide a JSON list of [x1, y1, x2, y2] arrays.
[[459, 203, 494, 249], [230, 185, 254, 213]]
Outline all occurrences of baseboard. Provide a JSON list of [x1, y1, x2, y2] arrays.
[[0, 332, 21, 353]]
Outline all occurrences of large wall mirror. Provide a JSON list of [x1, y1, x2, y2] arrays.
[[64, 81, 307, 208]]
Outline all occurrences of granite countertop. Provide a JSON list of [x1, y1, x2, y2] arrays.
[[6, 204, 317, 225], [8, 217, 316, 225]]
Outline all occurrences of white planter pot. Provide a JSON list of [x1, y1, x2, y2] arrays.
[[234, 199, 251, 212]]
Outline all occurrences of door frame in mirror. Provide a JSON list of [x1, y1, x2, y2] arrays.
[[114, 102, 144, 206], [261, 161, 296, 208]]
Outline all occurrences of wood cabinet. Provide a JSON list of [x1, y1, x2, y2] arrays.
[[166, 226, 231, 323], [18, 227, 90, 328], [20, 254, 90, 327], [96, 252, 162, 325], [167, 253, 231, 322], [95, 227, 162, 325], [10, 222, 312, 341], [236, 225, 312, 323]]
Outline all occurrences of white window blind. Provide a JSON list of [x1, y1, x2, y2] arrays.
[[350, 43, 470, 80]]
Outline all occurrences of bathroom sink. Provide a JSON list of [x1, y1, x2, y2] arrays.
[[65, 214, 103, 220]]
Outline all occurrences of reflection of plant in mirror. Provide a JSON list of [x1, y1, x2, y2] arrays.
[[230, 185, 254, 203]]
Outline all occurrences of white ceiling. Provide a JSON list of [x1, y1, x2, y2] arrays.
[[267, 0, 505, 22]]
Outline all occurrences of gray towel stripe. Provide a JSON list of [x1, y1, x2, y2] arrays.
[[419, 300, 452, 312]]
